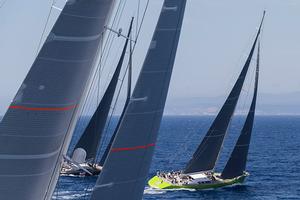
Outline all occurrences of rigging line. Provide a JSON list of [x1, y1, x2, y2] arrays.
[[51, 1, 128, 195], [78, 0, 128, 142], [136, 0, 141, 37], [95, 0, 151, 157], [132, 0, 150, 51], [96, 31, 132, 156], [73, 0, 125, 137], [74, 1, 127, 149], [69, 4, 126, 167], [94, 17, 133, 164], [69, 0, 128, 194], [35, 0, 57, 56], [221, 22, 261, 108], [100, 0, 128, 86], [230, 21, 265, 143], [47, 1, 125, 197], [99, 0, 126, 74], [50, 34, 104, 200], [95, 0, 148, 97], [96, 0, 150, 163], [82, 0, 124, 111], [96, 49, 130, 163]]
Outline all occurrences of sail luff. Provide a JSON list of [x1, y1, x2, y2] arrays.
[[91, 1, 187, 199], [74, 18, 133, 162], [0, 1, 115, 199], [184, 12, 265, 174], [221, 40, 260, 179]]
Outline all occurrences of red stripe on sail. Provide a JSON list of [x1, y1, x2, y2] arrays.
[[9, 105, 76, 111], [111, 143, 155, 152]]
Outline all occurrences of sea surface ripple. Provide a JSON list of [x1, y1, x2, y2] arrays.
[[54, 116, 300, 200]]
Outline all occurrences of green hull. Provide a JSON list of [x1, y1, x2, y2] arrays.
[[148, 174, 247, 190]]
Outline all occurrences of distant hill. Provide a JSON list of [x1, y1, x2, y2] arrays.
[[164, 92, 300, 115], [1, 92, 300, 116]]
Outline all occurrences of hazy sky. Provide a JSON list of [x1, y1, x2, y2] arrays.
[[0, 0, 299, 114]]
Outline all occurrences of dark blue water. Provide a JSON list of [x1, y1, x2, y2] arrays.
[[53, 116, 300, 199]]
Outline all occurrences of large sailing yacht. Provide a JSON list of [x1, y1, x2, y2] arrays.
[[148, 11, 265, 190]]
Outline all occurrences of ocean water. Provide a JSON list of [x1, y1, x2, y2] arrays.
[[53, 116, 300, 200]]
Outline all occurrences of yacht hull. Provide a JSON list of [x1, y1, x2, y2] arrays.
[[148, 174, 247, 190]]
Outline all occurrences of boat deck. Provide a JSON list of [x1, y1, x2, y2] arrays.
[[148, 172, 248, 190]]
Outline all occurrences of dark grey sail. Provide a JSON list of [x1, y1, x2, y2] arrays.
[[184, 12, 265, 174], [0, 1, 114, 200], [91, 0, 187, 199], [99, 64, 131, 166], [221, 41, 260, 179], [74, 18, 133, 162], [99, 39, 133, 166]]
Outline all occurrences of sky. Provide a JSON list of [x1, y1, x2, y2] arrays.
[[0, 0, 299, 115]]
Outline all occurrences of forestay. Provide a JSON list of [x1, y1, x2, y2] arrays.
[[0, 0, 114, 199], [90, 0, 187, 199]]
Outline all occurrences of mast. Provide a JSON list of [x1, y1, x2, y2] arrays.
[[99, 27, 134, 166], [91, 1, 187, 199], [221, 40, 260, 179], [184, 11, 265, 174], [0, 1, 115, 200], [74, 18, 134, 163]]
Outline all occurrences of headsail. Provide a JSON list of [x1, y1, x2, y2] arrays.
[[99, 37, 133, 166], [74, 18, 133, 162], [90, 0, 187, 199], [0, 1, 115, 199], [184, 11, 265, 174], [221, 41, 260, 179]]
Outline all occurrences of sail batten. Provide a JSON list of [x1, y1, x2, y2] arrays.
[[91, 1, 187, 199], [184, 12, 265, 174], [0, 1, 115, 199]]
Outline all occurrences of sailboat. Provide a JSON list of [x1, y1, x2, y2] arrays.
[[61, 18, 134, 177], [148, 11, 265, 190], [90, 0, 187, 199], [0, 0, 115, 199]]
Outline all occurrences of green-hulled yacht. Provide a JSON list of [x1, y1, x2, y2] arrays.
[[148, 11, 265, 190]]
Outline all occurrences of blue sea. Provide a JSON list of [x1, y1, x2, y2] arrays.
[[53, 116, 300, 200]]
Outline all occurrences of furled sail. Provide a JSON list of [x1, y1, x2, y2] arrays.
[[221, 41, 260, 179], [184, 11, 265, 174], [0, 1, 114, 199], [90, 0, 187, 199], [74, 18, 133, 162]]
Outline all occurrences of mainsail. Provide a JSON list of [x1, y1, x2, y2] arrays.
[[221, 41, 260, 179], [74, 18, 133, 162], [0, 1, 114, 199], [90, 0, 187, 199], [184, 11, 265, 174]]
